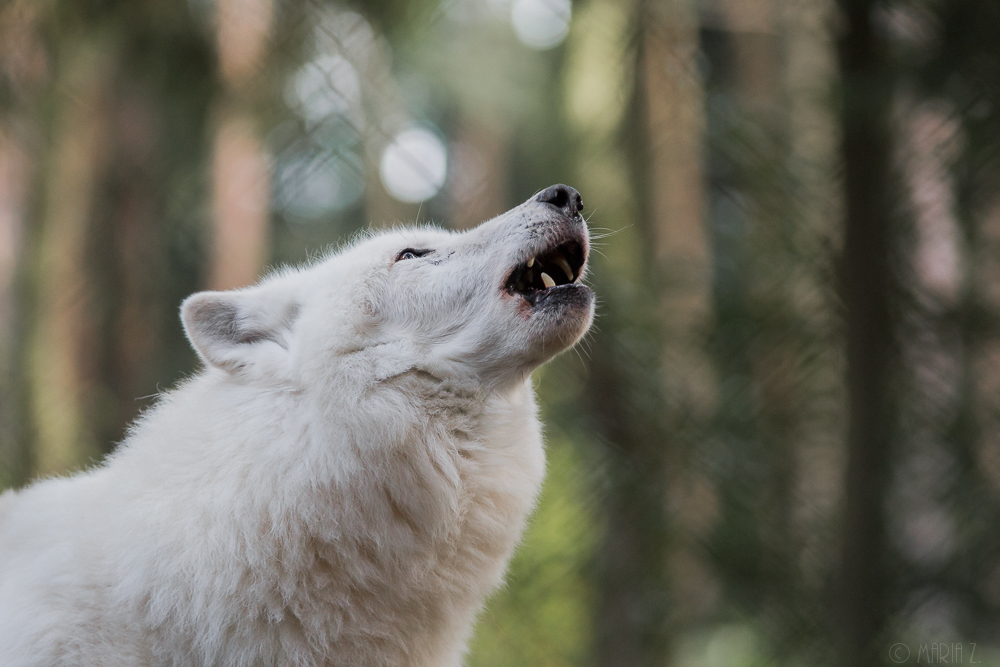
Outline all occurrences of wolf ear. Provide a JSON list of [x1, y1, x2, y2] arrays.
[[181, 285, 300, 375]]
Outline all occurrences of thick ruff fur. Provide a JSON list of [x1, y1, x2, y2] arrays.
[[0, 186, 593, 666]]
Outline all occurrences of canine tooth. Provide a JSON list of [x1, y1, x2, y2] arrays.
[[554, 256, 574, 281], [527, 256, 535, 268], [541, 272, 555, 289]]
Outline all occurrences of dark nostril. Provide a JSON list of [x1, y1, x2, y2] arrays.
[[537, 184, 583, 216], [541, 186, 569, 209]]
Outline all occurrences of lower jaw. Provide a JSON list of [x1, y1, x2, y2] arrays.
[[528, 283, 593, 311]]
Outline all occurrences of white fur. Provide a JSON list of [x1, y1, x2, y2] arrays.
[[0, 194, 593, 666]]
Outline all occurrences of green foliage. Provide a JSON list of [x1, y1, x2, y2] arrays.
[[467, 425, 598, 667]]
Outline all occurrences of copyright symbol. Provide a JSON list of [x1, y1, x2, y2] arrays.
[[889, 643, 910, 663]]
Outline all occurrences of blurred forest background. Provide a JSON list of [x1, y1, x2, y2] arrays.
[[3, 0, 1000, 665]]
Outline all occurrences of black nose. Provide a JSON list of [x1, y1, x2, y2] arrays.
[[537, 184, 583, 217]]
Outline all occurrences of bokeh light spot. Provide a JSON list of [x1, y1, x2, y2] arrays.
[[379, 127, 448, 203], [511, 0, 571, 50], [289, 55, 361, 124], [277, 152, 365, 220]]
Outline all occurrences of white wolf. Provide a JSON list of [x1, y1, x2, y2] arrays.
[[0, 185, 593, 666]]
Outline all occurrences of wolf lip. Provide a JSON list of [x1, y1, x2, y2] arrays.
[[504, 236, 587, 306]]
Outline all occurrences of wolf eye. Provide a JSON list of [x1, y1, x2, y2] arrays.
[[395, 248, 432, 262]]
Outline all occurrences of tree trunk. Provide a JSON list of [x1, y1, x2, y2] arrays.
[[448, 116, 509, 230], [0, 133, 31, 488], [210, 0, 273, 290], [642, 0, 718, 632], [568, 0, 715, 663], [27, 40, 113, 476], [835, 0, 896, 662]]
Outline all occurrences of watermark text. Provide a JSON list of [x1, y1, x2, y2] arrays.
[[889, 642, 979, 664]]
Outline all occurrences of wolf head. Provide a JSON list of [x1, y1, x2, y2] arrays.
[[181, 185, 594, 390]]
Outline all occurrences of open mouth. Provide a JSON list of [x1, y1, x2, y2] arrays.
[[505, 237, 587, 306]]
